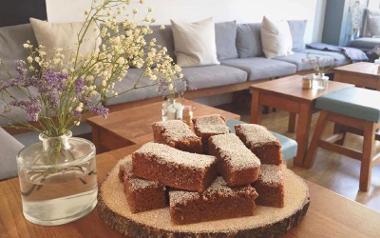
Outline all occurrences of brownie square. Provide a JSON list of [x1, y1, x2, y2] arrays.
[[119, 159, 167, 213], [254, 164, 285, 208], [235, 124, 282, 165], [192, 114, 229, 153], [152, 120, 203, 153], [208, 133, 261, 186], [132, 142, 217, 192], [169, 177, 258, 224]]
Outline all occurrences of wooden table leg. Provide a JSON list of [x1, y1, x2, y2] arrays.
[[294, 103, 313, 167], [92, 127, 100, 149], [359, 123, 376, 192], [251, 90, 261, 124], [288, 112, 297, 133]]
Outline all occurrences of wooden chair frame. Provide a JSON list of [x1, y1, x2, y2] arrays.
[[305, 111, 380, 192]]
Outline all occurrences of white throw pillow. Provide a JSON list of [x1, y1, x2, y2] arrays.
[[29, 18, 101, 61], [260, 16, 293, 58], [171, 18, 220, 67], [367, 16, 380, 37]]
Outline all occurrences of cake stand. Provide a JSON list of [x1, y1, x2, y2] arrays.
[[99, 157, 310, 238]]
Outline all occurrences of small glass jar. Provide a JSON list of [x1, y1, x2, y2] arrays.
[[161, 97, 184, 121], [302, 76, 313, 89], [312, 73, 329, 90], [17, 131, 97, 226]]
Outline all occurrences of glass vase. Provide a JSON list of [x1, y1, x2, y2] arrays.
[[161, 97, 184, 121], [17, 131, 98, 226], [312, 73, 329, 90]]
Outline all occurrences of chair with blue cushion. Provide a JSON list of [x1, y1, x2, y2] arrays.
[[226, 119, 298, 161], [305, 87, 380, 192], [0, 127, 24, 180]]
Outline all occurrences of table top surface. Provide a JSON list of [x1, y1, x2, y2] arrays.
[[335, 62, 380, 77], [250, 75, 354, 102], [87, 98, 240, 144], [1, 145, 380, 238]]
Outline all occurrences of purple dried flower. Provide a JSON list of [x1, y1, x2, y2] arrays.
[[75, 78, 85, 96], [40, 69, 67, 92], [9, 98, 41, 122], [89, 104, 109, 118]]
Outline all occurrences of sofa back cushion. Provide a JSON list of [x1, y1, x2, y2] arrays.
[[148, 25, 176, 60], [0, 23, 37, 61], [215, 21, 238, 60], [288, 20, 307, 52], [363, 8, 380, 37], [236, 23, 263, 58]]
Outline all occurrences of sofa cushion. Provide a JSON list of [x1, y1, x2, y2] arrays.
[[215, 21, 238, 60], [105, 69, 160, 106], [274, 52, 335, 71], [148, 25, 175, 59], [171, 18, 219, 67], [222, 57, 296, 81], [236, 23, 263, 58], [304, 49, 350, 66], [288, 20, 307, 52], [0, 127, 24, 180], [0, 23, 37, 61], [367, 16, 380, 37], [261, 16, 293, 58], [349, 37, 380, 50], [30, 18, 101, 60], [363, 8, 380, 37], [183, 65, 247, 90]]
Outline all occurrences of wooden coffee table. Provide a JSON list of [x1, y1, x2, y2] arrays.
[[250, 75, 354, 167], [87, 99, 240, 152], [1, 145, 380, 238], [334, 62, 380, 90]]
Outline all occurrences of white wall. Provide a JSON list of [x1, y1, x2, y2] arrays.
[[46, 0, 326, 42]]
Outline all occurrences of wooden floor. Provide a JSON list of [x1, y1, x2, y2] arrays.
[[218, 104, 380, 213]]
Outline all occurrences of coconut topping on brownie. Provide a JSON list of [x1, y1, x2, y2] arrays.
[[169, 177, 257, 206], [237, 124, 279, 147], [153, 120, 199, 140], [259, 164, 284, 186], [193, 114, 229, 134], [134, 142, 216, 169], [210, 134, 260, 171], [120, 159, 162, 191]]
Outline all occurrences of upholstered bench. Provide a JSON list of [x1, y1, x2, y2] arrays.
[[226, 119, 298, 161], [305, 87, 380, 192]]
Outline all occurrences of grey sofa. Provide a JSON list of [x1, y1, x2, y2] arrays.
[[0, 20, 350, 145]]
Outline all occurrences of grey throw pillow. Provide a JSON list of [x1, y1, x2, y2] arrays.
[[236, 23, 263, 58], [288, 20, 307, 52], [367, 16, 380, 37], [215, 21, 238, 60]]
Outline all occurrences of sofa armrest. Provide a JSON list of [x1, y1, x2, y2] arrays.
[[0, 128, 24, 180]]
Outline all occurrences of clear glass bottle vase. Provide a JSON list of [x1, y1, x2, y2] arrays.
[[17, 131, 98, 226]]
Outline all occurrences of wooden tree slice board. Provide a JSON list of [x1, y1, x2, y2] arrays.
[[99, 157, 310, 238]]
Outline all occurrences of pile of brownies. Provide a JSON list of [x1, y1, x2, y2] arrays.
[[118, 114, 285, 225]]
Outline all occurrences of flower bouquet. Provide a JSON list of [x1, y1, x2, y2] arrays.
[[0, 0, 183, 225]]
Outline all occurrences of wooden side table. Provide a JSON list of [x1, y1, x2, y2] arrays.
[[87, 99, 240, 152], [250, 75, 353, 166], [334, 62, 380, 90]]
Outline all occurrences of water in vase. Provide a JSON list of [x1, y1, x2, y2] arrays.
[[19, 158, 98, 226]]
